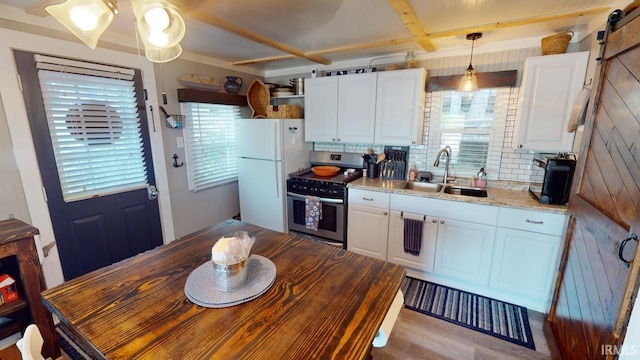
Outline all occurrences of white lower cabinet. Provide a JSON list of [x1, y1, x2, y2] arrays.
[[347, 189, 390, 260], [490, 228, 561, 300], [387, 210, 437, 272], [347, 204, 389, 260], [433, 218, 496, 286], [346, 189, 567, 312], [489, 207, 566, 310]]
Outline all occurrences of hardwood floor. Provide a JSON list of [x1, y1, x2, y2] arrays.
[[1, 309, 554, 360], [371, 307, 555, 360]]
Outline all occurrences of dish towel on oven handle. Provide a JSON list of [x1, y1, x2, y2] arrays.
[[403, 217, 423, 255], [305, 196, 322, 231]]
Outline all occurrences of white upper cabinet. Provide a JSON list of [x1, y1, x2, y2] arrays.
[[375, 68, 427, 145], [304, 76, 339, 142], [514, 52, 589, 151], [304, 73, 376, 143]]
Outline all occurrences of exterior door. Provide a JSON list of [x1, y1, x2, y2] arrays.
[[548, 11, 640, 359], [14, 50, 163, 280]]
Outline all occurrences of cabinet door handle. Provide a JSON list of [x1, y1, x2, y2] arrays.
[[440, 220, 444, 224], [332, 138, 336, 141], [383, 211, 388, 215], [337, 138, 341, 141], [362, 197, 374, 201], [525, 219, 544, 225], [619, 233, 638, 268], [432, 219, 437, 223]]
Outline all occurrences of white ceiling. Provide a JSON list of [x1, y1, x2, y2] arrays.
[[0, 0, 626, 75]]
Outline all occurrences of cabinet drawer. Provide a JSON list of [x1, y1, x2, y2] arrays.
[[498, 207, 567, 235], [348, 189, 390, 208]]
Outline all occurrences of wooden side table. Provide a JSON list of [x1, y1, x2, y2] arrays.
[[0, 219, 60, 359]]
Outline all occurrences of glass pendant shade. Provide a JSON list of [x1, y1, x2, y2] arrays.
[[145, 43, 183, 63], [458, 65, 478, 92], [136, 1, 186, 49], [46, 0, 118, 49], [458, 32, 482, 92]]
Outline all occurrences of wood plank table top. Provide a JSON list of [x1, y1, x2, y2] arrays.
[[42, 219, 405, 359]]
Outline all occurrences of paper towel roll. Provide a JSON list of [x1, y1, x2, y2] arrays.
[[373, 289, 404, 348]]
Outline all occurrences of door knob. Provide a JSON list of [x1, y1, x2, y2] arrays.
[[148, 185, 159, 200]]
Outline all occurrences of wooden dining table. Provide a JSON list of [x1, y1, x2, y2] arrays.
[[41, 219, 405, 359]]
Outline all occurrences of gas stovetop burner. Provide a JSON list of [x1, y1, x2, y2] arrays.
[[288, 151, 364, 185], [288, 167, 363, 185]]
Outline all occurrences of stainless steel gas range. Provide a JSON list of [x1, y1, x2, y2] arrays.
[[286, 151, 363, 248]]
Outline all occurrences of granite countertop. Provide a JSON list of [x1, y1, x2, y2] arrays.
[[347, 177, 568, 214]]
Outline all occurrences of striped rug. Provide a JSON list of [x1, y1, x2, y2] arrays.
[[401, 276, 536, 350]]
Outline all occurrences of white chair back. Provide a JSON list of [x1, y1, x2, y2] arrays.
[[16, 324, 45, 360]]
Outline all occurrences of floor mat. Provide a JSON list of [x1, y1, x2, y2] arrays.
[[401, 276, 536, 350]]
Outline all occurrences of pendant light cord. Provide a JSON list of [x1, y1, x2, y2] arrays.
[[468, 38, 475, 69]]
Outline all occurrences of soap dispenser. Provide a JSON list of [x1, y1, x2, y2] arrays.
[[476, 168, 487, 188]]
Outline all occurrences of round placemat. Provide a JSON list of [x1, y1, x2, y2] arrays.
[[184, 255, 276, 308]]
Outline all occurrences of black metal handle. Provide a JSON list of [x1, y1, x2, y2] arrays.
[[619, 233, 638, 268]]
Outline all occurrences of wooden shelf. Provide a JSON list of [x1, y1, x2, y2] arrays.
[[177, 88, 247, 106], [427, 70, 517, 92], [0, 319, 22, 340], [272, 94, 304, 99], [0, 219, 60, 359], [0, 299, 27, 318]]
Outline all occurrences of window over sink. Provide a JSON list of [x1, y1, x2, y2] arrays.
[[427, 88, 508, 178]]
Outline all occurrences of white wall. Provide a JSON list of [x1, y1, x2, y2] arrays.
[[152, 59, 261, 238], [0, 96, 29, 222], [0, 28, 174, 287]]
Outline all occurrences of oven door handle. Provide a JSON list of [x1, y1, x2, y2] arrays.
[[287, 192, 344, 204]]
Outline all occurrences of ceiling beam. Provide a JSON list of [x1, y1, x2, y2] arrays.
[[233, 37, 417, 66], [185, 11, 331, 65], [386, 0, 437, 52], [427, 5, 611, 39]]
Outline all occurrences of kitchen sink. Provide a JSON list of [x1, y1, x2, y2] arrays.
[[401, 181, 443, 193], [442, 185, 488, 197]]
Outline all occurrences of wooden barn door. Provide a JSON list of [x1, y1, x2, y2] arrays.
[[548, 10, 640, 359]]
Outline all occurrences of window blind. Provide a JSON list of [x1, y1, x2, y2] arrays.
[[182, 103, 240, 192], [428, 88, 508, 177], [37, 62, 148, 202]]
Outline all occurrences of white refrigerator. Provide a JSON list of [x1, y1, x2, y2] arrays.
[[236, 118, 311, 233]]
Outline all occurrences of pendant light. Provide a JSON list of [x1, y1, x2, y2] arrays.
[[144, 43, 183, 63], [45, 0, 118, 49], [458, 32, 482, 92], [134, 1, 186, 50]]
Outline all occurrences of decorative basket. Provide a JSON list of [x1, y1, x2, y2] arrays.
[[266, 105, 302, 119], [247, 79, 270, 118], [541, 31, 573, 55]]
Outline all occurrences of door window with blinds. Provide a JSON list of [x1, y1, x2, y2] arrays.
[[36, 55, 148, 202], [182, 103, 240, 192], [427, 88, 508, 177]]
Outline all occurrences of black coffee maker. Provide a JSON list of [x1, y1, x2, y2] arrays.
[[529, 153, 577, 205]]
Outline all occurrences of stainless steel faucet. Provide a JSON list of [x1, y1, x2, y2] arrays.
[[433, 147, 451, 183]]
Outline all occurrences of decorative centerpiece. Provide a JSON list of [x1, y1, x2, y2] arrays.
[[184, 231, 277, 308], [211, 232, 255, 291]]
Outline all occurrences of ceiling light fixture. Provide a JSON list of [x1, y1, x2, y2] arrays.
[[133, 0, 186, 63], [458, 32, 482, 92], [45, 0, 118, 50], [46, 0, 186, 63]]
